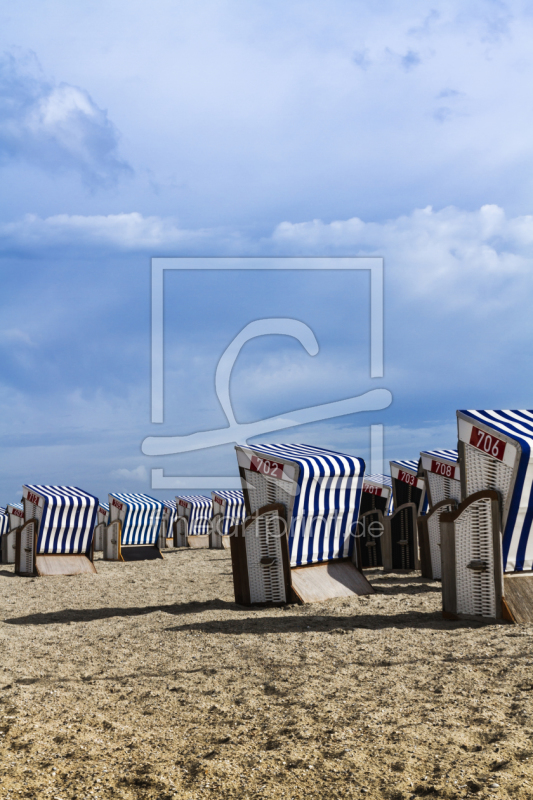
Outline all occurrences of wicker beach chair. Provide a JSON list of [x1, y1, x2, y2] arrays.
[[16, 486, 99, 576], [441, 410, 533, 623], [104, 492, 164, 562], [231, 443, 375, 605], [417, 450, 460, 580], [174, 496, 212, 548]]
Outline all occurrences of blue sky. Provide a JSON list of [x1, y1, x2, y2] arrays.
[[2, 0, 533, 502]]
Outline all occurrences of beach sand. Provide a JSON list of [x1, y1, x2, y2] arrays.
[[0, 548, 532, 799]]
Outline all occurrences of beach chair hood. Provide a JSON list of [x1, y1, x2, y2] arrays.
[[108, 492, 164, 546], [22, 485, 98, 555], [236, 442, 365, 567]]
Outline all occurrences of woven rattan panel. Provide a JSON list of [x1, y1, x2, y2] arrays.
[[427, 472, 461, 506], [244, 469, 293, 516], [464, 444, 513, 504], [455, 496, 496, 618], [245, 510, 286, 604]]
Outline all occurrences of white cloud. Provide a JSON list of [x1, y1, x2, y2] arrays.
[[0, 52, 131, 186]]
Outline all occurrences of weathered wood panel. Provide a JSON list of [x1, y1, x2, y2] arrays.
[[291, 561, 374, 604]]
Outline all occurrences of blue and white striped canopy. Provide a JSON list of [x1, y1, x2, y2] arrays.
[[96, 501, 109, 525], [109, 492, 164, 546], [458, 410, 533, 572], [211, 489, 245, 535], [420, 448, 458, 463], [177, 495, 212, 536], [23, 485, 98, 555], [237, 443, 365, 567], [390, 458, 420, 473], [0, 509, 8, 537]]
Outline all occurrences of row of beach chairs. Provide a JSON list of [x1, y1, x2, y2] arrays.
[[1, 409, 532, 624]]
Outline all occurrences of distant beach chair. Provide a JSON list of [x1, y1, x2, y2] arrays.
[[16, 486, 98, 576], [104, 492, 164, 562], [174, 496, 212, 548], [210, 490, 245, 549], [441, 410, 533, 623], [160, 500, 176, 549], [0, 508, 9, 561], [232, 443, 375, 605], [358, 474, 393, 569], [384, 459, 428, 572], [93, 502, 109, 552], [2, 503, 24, 564], [417, 449, 460, 580]]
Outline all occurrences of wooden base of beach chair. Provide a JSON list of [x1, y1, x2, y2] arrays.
[[290, 560, 375, 604], [209, 531, 231, 549], [35, 554, 96, 576], [121, 545, 163, 561], [187, 535, 209, 549], [501, 574, 533, 624]]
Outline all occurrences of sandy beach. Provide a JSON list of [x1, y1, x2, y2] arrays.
[[0, 548, 532, 799]]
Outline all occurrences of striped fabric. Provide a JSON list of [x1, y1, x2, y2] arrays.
[[0, 509, 8, 537], [237, 443, 365, 567], [420, 448, 458, 464], [108, 492, 164, 546], [457, 410, 533, 572], [177, 495, 212, 536], [211, 489, 246, 535], [390, 458, 420, 472], [23, 485, 98, 555]]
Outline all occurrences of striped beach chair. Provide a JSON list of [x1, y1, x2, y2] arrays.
[[359, 474, 393, 569], [211, 490, 246, 549], [232, 443, 375, 605], [417, 449, 461, 580], [93, 502, 109, 551], [175, 496, 212, 549], [441, 410, 533, 623], [386, 459, 428, 571], [2, 503, 24, 564], [17, 486, 99, 576], [160, 500, 177, 549], [104, 492, 164, 561]]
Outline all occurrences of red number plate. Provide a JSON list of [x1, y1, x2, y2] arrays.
[[27, 491, 40, 506], [430, 460, 457, 479], [214, 496, 223, 505], [111, 498, 123, 510], [363, 483, 382, 496], [250, 455, 284, 479], [178, 499, 189, 508], [470, 426, 506, 462], [398, 469, 417, 487], [98, 508, 107, 515], [12, 508, 24, 518]]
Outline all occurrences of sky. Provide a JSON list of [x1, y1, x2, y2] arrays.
[[2, 0, 533, 502]]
